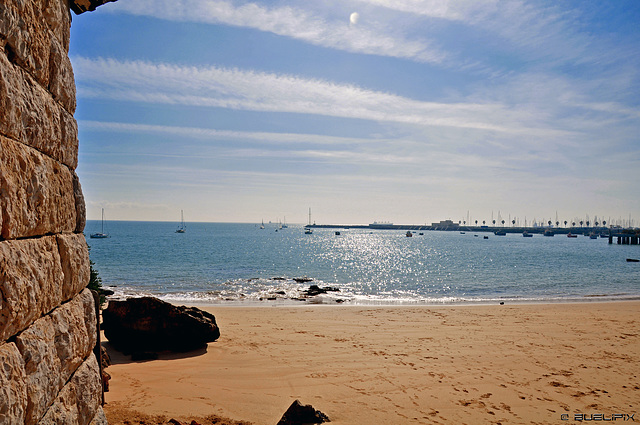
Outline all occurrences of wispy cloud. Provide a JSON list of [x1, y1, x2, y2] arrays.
[[78, 120, 388, 146], [73, 56, 570, 137], [105, 0, 445, 64], [357, 0, 640, 72]]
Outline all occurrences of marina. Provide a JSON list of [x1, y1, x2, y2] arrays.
[[306, 221, 639, 240]]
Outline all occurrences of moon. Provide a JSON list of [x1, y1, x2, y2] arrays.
[[350, 12, 360, 25]]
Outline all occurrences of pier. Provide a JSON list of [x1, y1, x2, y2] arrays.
[[306, 222, 640, 241]]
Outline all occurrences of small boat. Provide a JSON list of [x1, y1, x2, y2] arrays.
[[460, 231, 466, 234], [335, 231, 341, 235], [175, 210, 186, 233], [567, 233, 577, 238], [90, 208, 109, 239], [260, 219, 265, 229], [543, 229, 554, 237], [626, 258, 639, 263], [483, 235, 489, 239], [418, 232, 424, 235], [522, 231, 533, 237], [406, 231, 413, 237], [589, 233, 598, 239], [494, 230, 506, 236]]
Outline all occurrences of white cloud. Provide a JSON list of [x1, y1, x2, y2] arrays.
[[78, 120, 388, 146], [73, 56, 567, 137], [104, 0, 445, 63]]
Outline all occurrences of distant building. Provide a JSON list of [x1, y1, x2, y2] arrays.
[[432, 220, 459, 229]]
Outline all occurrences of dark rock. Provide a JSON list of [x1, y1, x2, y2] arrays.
[[102, 297, 220, 354], [99, 288, 115, 296], [277, 400, 330, 425], [302, 285, 340, 296], [100, 345, 111, 369], [293, 277, 313, 283], [101, 369, 110, 392], [131, 351, 159, 361]]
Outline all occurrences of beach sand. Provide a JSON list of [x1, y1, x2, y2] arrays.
[[102, 302, 639, 424]]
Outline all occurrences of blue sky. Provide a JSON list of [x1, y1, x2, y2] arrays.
[[70, 0, 640, 226]]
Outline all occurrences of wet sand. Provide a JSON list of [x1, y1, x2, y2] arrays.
[[102, 302, 639, 424]]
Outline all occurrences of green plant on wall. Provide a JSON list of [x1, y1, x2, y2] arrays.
[[86, 244, 105, 306]]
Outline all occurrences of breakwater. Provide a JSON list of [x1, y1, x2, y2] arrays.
[[307, 223, 639, 237]]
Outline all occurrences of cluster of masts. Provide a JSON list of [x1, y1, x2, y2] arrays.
[[457, 211, 636, 228]]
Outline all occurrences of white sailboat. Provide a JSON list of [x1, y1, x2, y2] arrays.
[[175, 210, 186, 233], [90, 209, 109, 239]]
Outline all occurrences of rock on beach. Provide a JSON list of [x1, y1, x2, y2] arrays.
[[102, 297, 220, 354]]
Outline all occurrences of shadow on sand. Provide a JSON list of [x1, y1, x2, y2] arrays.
[[101, 339, 210, 365]]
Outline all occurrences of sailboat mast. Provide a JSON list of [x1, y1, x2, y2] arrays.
[[101, 208, 104, 233], [308, 208, 311, 226]]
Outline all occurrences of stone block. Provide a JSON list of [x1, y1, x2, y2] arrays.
[[56, 234, 90, 302], [47, 36, 76, 113], [0, 236, 63, 342], [0, 136, 77, 240], [0, 54, 78, 168], [72, 172, 86, 233], [38, 353, 102, 425], [15, 289, 96, 425], [41, 0, 72, 52], [0, 0, 51, 84], [88, 407, 107, 425], [0, 0, 75, 112], [14, 316, 61, 425], [49, 289, 97, 380], [0, 342, 27, 425]]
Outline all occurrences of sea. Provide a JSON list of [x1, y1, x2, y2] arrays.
[[85, 221, 640, 306]]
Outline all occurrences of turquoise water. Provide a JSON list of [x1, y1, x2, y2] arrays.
[[86, 221, 640, 305]]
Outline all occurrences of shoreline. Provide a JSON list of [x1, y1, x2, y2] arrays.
[[102, 301, 640, 424]]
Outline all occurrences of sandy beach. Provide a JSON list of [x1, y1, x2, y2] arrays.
[[102, 301, 639, 424]]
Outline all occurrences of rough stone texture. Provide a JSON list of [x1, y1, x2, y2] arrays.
[[56, 233, 90, 302], [15, 289, 96, 425], [38, 353, 102, 425], [0, 342, 28, 424], [0, 236, 63, 342], [0, 136, 77, 240], [0, 0, 107, 423], [0, 0, 75, 112], [87, 407, 107, 425], [0, 53, 78, 169], [72, 172, 86, 233]]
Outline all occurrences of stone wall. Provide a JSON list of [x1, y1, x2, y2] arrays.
[[0, 0, 112, 423]]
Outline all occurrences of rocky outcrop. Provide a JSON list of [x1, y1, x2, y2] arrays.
[[1, 0, 115, 423], [102, 297, 220, 354], [276, 400, 330, 425]]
